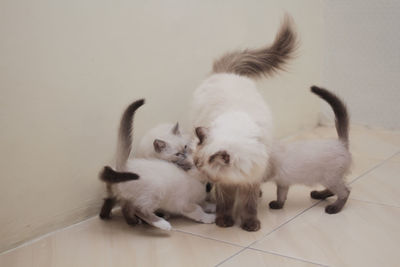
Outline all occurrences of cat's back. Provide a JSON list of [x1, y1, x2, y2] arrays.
[[275, 139, 351, 184], [191, 73, 271, 128]]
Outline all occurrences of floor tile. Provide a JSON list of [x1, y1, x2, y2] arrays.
[[0, 217, 242, 267], [252, 199, 400, 267], [171, 183, 320, 247], [219, 248, 323, 267], [350, 153, 400, 207]]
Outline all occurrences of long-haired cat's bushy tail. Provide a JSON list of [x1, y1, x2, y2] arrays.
[[311, 86, 350, 148], [212, 14, 297, 79], [116, 99, 145, 171]]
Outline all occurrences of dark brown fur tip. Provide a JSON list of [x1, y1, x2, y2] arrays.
[[100, 166, 139, 183], [310, 85, 349, 148]]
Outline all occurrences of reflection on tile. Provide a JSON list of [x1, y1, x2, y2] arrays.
[[252, 199, 400, 267], [0, 217, 241, 267], [220, 249, 321, 267], [351, 154, 400, 207], [172, 183, 320, 247]]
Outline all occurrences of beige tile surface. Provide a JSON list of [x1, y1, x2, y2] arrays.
[[350, 153, 400, 207], [219, 249, 322, 267], [0, 217, 242, 267], [252, 199, 400, 267], [171, 183, 320, 247]]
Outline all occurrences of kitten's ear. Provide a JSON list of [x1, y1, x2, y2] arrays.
[[208, 150, 230, 165], [153, 139, 167, 153], [195, 127, 208, 145], [172, 122, 180, 135]]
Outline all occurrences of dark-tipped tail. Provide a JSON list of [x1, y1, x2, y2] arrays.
[[116, 99, 145, 171], [100, 166, 139, 183], [212, 14, 297, 79], [311, 86, 349, 148]]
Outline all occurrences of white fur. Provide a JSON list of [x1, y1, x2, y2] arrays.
[[112, 158, 214, 230], [268, 140, 352, 188], [191, 73, 272, 184]]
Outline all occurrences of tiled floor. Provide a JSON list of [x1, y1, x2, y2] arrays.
[[1, 125, 399, 267]]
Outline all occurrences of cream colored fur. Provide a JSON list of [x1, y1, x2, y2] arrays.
[[191, 73, 272, 184]]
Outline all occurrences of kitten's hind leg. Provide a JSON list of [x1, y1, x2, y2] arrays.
[[122, 203, 140, 226], [324, 182, 350, 214], [310, 189, 334, 200], [269, 184, 289, 209], [182, 204, 216, 224], [135, 209, 172, 231], [99, 197, 116, 219]]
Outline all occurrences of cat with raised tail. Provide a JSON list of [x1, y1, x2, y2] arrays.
[[191, 14, 297, 231], [267, 86, 351, 214], [99, 99, 215, 230]]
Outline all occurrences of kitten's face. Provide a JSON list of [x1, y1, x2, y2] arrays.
[[192, 127, 231, 183], [153, 123, 193, 171]]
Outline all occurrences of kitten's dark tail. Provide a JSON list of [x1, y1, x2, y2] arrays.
[[100, 166, 139, 183], [116, 99, 145, 171], [212, 14, 297, 79], [311, 86, 349, 148]]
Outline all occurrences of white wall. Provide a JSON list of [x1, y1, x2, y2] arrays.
[[322, 0, 400, 129], [0, 0, 323, 252]]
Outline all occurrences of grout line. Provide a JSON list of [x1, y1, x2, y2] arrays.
[[214, 201, 322, 266], [256, 201, 321, 242], [349, 151, 400, 185], [248, 247, 329, 267], [214, 247, 248, 267], [0, 215, 98, 256], [349, 198, 400, 209], [172, 228, 245, 248]]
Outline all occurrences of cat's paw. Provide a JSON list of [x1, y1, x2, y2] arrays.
[[325, 204, 342, 214], [216, 215, 235, 228], [311, 190, 334, 200], [241, 218, 261, 232], [203, 203, 216, 213], [201, 214, 216, 224], [269, 201, 284, 209], [153, 220, 172, 231]]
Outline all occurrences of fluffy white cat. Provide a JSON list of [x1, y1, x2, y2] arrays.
[[190, 15, 297, 231]]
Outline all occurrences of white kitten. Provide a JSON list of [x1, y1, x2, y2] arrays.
[[190, 15, 297, 231], [136, 122, 192, 171], [266, 86, 351, 214], [100, 99, 215, 230]]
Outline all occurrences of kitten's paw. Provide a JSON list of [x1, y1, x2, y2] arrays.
[[203, 203, 216, 213], [153, 220, 172, 231], [311, 190, 334, 200], [216, 215, 235, 228], [125, 216, 140, 226], [325, 204, 342, 214], [201, 214, 216, 224], [99, 213, 112, 220], [269, 201, 284, 209], [241, 218, 261, 232]]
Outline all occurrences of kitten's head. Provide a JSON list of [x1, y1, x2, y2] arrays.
[[152, 123, 193, 171], [192, 126, 267, 184]]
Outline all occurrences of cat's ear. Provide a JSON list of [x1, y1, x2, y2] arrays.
[[195, 127, 208, 145], [172, 122, 180, 135], [208, 150, 230, 166], [153, 139, 167, 153]]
